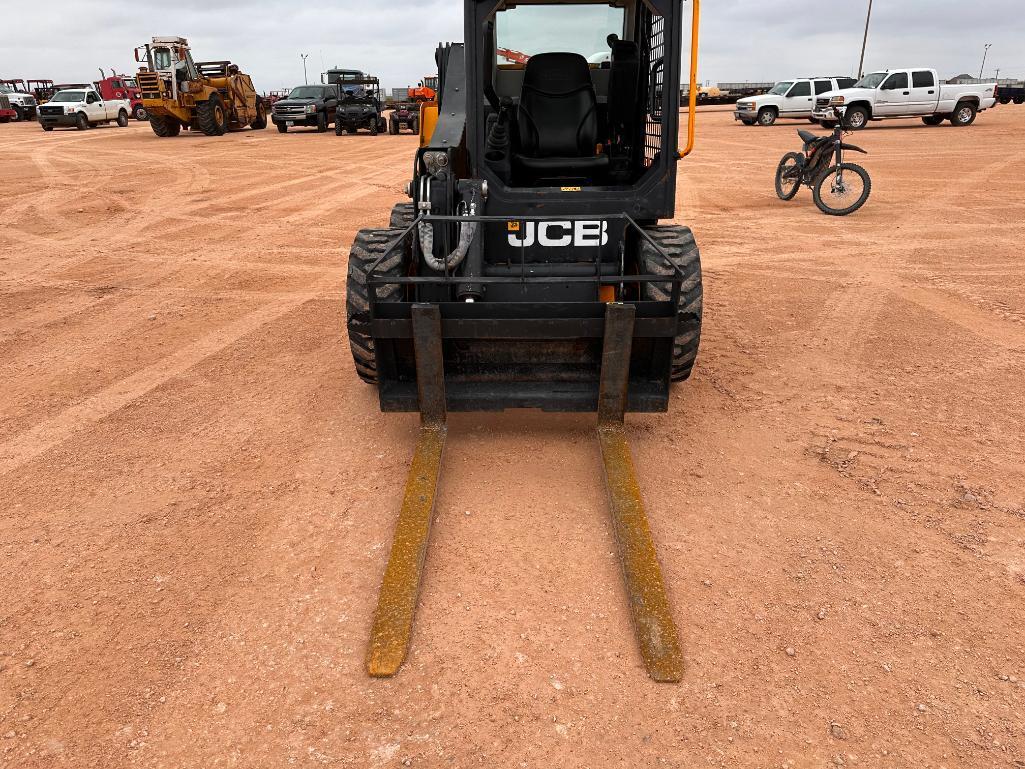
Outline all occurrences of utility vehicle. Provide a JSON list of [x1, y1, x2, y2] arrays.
[[348, 0, 703, 683]]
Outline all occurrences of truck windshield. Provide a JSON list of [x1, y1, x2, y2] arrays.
[[0, 84, 16, 94], [768, 81, 794, 95], [496, 3, 625, 62], [289, 86, 324, 98], [855, 72, 888, 88], [49, 90, 86, 102]]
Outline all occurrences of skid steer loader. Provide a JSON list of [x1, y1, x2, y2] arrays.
[[348, 0, 702, 682], [133, 37, 267, 137]]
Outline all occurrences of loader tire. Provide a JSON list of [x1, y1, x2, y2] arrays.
[[198, 94, 228, 136], [251, 101, 268, 129], [639, 225, 703, 382], [388, 202, 416, 229], [149, 114, 181, 137], [346, 227, 410, 384]]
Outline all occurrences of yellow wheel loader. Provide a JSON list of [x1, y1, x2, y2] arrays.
[[133, 37, 267, 137]]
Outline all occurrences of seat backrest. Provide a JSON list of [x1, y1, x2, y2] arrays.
[[517, 52, 598, 158], [606, 40, 640, 145]]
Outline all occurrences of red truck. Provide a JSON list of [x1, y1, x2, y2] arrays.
[[93, 70, 147, 120], [0, 94, 16, 123]]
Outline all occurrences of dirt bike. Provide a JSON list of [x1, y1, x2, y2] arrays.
[[774, 107, 872, 216]]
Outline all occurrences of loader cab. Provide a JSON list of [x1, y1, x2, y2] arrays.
[[464, 0, 683, 218]]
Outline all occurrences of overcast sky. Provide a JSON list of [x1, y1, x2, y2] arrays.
[[3, 0, 1021, 93]]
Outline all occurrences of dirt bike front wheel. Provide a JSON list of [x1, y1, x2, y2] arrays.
[[775, 152, 804, 201], [813, 163, 871, 216]]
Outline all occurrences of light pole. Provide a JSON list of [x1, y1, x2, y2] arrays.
[[857, 0, 874, 80], [979, 44, 992, 80], [300, 53, 310, 85]]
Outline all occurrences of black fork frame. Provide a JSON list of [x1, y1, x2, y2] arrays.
[[361, 213, 692, 413]]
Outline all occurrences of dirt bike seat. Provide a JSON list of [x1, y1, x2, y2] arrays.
[[797, 129, 821, 144]]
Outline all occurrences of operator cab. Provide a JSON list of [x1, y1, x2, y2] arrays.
[[476, 0, 676, 190]]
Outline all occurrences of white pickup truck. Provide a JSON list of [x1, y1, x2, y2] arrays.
[[813, 68, 997, 129], [37, 87, 131, 131]]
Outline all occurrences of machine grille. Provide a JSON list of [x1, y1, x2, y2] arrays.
[[644, 9, 665, 167]]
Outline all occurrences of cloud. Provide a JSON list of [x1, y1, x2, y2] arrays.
[[4, 0, 1021, 93]]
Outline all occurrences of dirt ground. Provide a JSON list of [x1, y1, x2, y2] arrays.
[[1, 106, 1024, 769]]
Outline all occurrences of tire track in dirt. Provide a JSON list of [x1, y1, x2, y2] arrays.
[[0, 288, 327, 476]]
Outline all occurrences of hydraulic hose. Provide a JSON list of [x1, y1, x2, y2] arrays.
[[418, 204, 478, 273]]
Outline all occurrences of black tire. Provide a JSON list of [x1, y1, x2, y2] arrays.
[[411, 118, 419, 134], [316, 111, 327, 133], [999, 97, 1011, 105], [197, 94, 227, 136], [132, 104, 148, 121], [149, 114, 181, 137], [42, 125, 53, 131], [0, 116, 10, 123], [739, 118, 755, 126], [346, 228, 409, 384], [251, 101, 267, 130], [812, 163, 872, 217], [1015, 97, 1025, 106], [369, 120, 378, 136], [844, 106, 869, 130], [757, 107, 777, 126], [276, 122, 288, 133], [116, 110, 129, 128], [389, 202, 416, 229], [335, 120, 344, 136], [775, 152, 803, 201], [922, 115, 944, 126], [388, 117, 398, 135], [12, 105, 24, 122], [639, 226, 703, 383], [818, 120, 838, 129], [950, 101, 977, 127], [808, 118, 819, 124], [75, 113, 89, 131]]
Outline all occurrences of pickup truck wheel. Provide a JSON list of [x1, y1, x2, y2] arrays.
[[42, 125, 53, 131], [950, 102, 977, 126], [757, 107, 777, 126], [844, 106, 869, 130], [818, 120, 838, 129], [75, 113, 89, 131], [116, 110, 129, 128], [921, 115, 944, 126], [316, 111, 328, 133], [12, 105, 24, 122], [639, 226, 703, 382], [132, 104, 148, 121], [277, 122, 288, 133]]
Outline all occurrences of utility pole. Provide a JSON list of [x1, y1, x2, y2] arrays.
[[979, 44, 992, 80], [301, 53, 310, 85], [857, 0, 873, 79]]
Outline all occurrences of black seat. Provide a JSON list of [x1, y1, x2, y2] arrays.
[[797, 129, 821, 144], [513, 52, 609, 183]]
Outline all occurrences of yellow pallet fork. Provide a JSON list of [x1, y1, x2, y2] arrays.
[[366, 303, 684, 682]]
